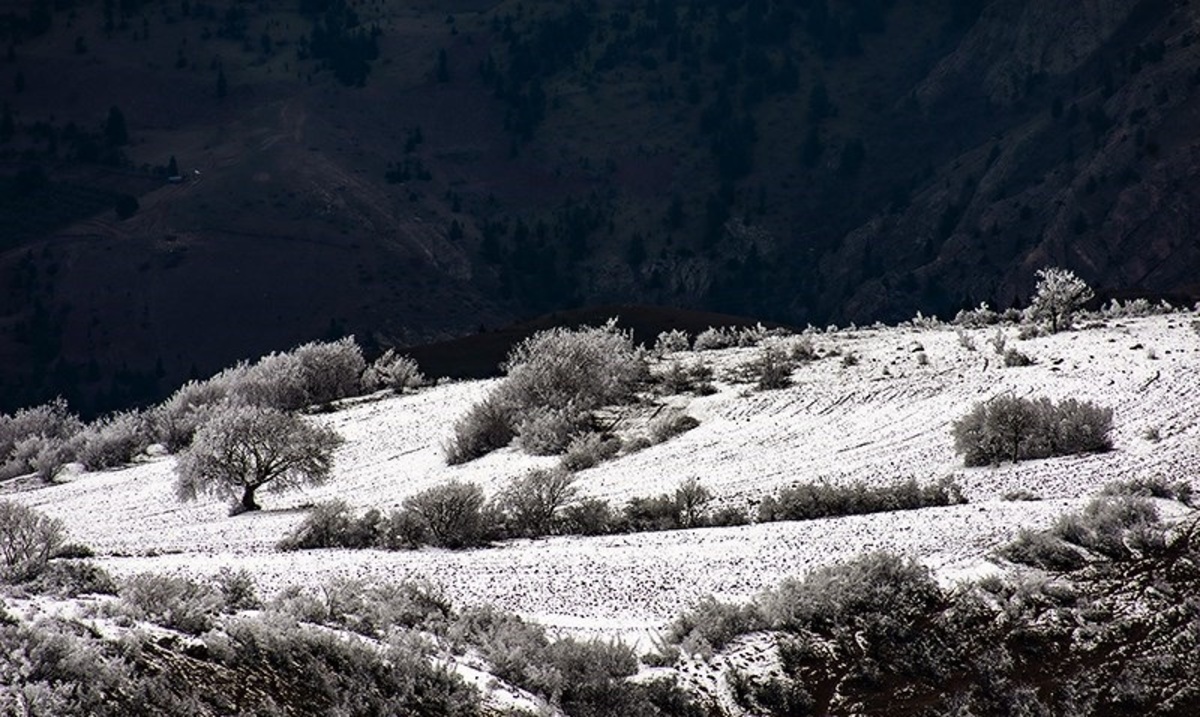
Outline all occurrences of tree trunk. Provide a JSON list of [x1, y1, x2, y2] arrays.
[[241, 485, 261, 512]]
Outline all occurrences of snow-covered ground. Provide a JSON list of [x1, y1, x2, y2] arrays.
[[7, 315, 1200, 637]]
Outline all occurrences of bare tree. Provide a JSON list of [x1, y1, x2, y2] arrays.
[[175, 405, 343, 513]]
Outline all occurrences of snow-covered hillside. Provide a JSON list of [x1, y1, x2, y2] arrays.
[[7, 315, 1200, 638]]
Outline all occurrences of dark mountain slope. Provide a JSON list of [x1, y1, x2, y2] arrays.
[[0, 0, 1196, 414]]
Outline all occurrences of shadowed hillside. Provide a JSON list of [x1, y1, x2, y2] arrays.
[[1, 0, 1197, 415]]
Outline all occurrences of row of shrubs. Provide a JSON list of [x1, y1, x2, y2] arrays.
[[0, 339, 424, 482], [756, 477, 965, 522], [278, 472, 739, 552], [280, 471, 969, 553]]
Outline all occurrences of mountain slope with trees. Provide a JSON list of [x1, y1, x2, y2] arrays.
[[0, 0, 1197, 415]]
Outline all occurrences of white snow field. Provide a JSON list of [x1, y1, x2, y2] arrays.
[[7, 314, 1200, 638]]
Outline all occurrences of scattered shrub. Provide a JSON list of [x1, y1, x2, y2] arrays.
[[655, 360, 715, 395], [402, 480, 489, 549], [26, 559, 117, 597], [561, 498, 617, 536], [956, 327, 977, 351], [1052, 497, 1161, 560], [693, 326, 739, 351], [0, 501, 65, 583], [118, 573, 225, 634], [214, 567, 261, 611], [560, 432, 621, 472], [669, 595, 763, 650], [790, 336, 817, 362], [209, 613, 481, 716], [654, 329, 691, 354], [175, 405, 344, 513], [362, 349, 425, 393], [516, 403, 593, 455], [953, 302, 1001, 328], [841, 351, 860, 368], [1101, 476, 1193, 505], [0, 398, 82, 480], [1002, 489, 1042, 501], [998, 528, 1088, 571], [278, 499, 383, 551], [757, 477, 964, 523], [76, 411, 151, 471], [623, 494, 682, 532], [289, 336, 367, 406], [497, 468, 576, 538], [758, 551, 944, 637], [1003, 347, 1034, 366], [648, 411, 700, 444], [444, 394, 516, 465], [754, 345, 794, 390], [952, 395, 1112, 466], [989, 328, 1007, 355]]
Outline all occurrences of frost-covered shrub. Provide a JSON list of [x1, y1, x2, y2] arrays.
[[150, 377, 231, 451], [0, 501, 65, 583], [648, 411, 700, 444], [27, 559, 117, 597], [655, 360, 715, 395], [790, 336, 817, 362], [76, 411, 151, 471], [669, 596, 763, 650], [450, 321, 646, 462], [214, 567, 261, 611], [208, 613, 480, 715], [952, 395, 1112, 466], [516, 404, 593, 455], [290, 336, 366, 405], [0, 398, 82, 480], [278, 500, 379, 551], [1028, 267, 1094, 333], [693, 326, 738, 351], [1101, 476, 1193, 505], [444, 394, 516, 465], [953, 302, 1001, 328], [560, 498, 617, 536], [1052, 497, 1161, 560], [622, 494, 683, 532], [758, 552, 943, 643], [988, 328, 1007, 355], [674, 478, 712, 528], [503, 320, 646, 413], [362, 349, 425, 393], [654, 329, 691, 354], [754, 345, 795, 390], [997, 529, 1087, 571], [1003, 347, 1034, 366], [955, 327, 977, 351], [496, 468, 576, 538], [118, 573, 225, 634], [402, 481, 490, 549], [560, 432, 621, 472]]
